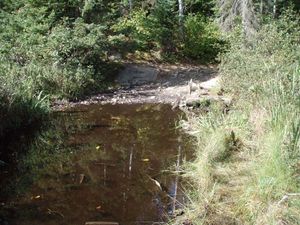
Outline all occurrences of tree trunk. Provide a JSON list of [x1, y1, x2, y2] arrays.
[[273, 0, 277, 17], [240, 0, 258, 38], [178, 0, 184, 40], [128, 0, 133, 13], [260, 0, 264, 14]]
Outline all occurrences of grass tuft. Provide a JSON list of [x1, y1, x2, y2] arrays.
[[177, 11, 300, 224]]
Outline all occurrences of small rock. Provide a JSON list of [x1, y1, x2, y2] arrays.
[[108, 52, 122, 61], [183, 219, 193, 225], [221, 97, 232, 106], [112, 98, 117, 104], [172, 97, 181, 110], [199, 77, 220, 90]]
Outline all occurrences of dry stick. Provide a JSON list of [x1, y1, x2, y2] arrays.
[[286, 193, 300, 196], [134, 222, 164, 224], [167, 194, 185, 208], [47, 208, 64, 218], [103, 164, 107, 186], [172, 144, 182, 214], [94, 162, 116, 166], [85, 222, 119, 225], [86, 221, 164, 225], [278, 193, 300, 205], [129, 147, 133, 178]]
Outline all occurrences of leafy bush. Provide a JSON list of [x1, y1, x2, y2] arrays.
[[219, 12, 300, 223], [112, 8, 224, 62], [183, 13, 224, 62], [175, 11, 300, 225], [0, 0, 226, 136], [38, 18, 112, 97], [0, 2, 121, 135], [0, 9, 115, 98], [112, 1, 179, 58]]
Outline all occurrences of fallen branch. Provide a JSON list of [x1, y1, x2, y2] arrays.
[[278, 193, 300, 205]]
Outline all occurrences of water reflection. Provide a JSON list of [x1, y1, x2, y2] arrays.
[[0, 104, 192, 225]]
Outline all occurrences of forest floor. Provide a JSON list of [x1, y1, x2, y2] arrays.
[[52, 62, 222, 110]]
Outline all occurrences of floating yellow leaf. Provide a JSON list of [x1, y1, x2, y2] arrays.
[[31, 195, 41, 199], [141, 158, 150, 162], [111, 116, 121, 121], [96, 146, 101, 150]]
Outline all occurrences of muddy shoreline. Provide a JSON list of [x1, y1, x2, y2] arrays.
[[52, 63, 222, 111]]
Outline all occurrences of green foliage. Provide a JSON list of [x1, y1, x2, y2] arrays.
[[183, 13, 224, 61], [0, 0, 122, 135], [113, 10, 158, 51], [0, 0, 225, 135], [185, 0, 215, 15], [176, 10, 300, 225], [221, 11, 300, 100], [0, 6, 116, 97], [219, 12, 300, 223], [112, 6, 224, 62], [112, 3, 179, 57], [39, 18, 110, 97]]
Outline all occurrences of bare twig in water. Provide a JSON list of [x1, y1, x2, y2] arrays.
[[47, 208, 64, 218]]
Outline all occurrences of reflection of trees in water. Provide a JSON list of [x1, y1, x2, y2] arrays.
[[1, 104, 190, 224]]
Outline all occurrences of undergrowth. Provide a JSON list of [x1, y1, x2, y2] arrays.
[[0, 0, 222, 136], [0, 3, 120, 136], [176, 11, 300, 225]]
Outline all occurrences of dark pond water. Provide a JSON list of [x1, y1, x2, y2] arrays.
[[0, 104, 192, 225]]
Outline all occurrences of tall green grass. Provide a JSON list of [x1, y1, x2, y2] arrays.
[[0, 67, 50, 137], [177, 12, 300, 224]]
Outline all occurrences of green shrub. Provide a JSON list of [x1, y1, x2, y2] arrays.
[[176, 11, 300, 225], [183, 13, 224, 62], [0, 3, 121, 136], [218, 11, 300, 223], [112, 7, 178, 53]]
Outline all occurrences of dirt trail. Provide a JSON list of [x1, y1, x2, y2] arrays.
[[53, 63, 225, 110]]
